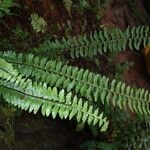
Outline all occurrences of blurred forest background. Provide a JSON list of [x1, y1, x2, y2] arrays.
[[0, 0, 150, 150]]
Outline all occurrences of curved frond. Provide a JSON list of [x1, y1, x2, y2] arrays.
[[0, 58, 109, 132], [1, 52, 150, 115], [30, 26, 150, 58]]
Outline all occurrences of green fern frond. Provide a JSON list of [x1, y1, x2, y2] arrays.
[[63, 0, 72, 15], [1, 52, 150, 115], [0, 51, 102, 100], [31, 26, 150, 58], [0, 58, 109, 132], [0, 0, 13, 18]]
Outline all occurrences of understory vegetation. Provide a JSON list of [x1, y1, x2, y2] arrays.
[[0, 0, 150, 150]]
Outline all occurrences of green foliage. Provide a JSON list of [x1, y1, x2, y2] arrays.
[[34, 26, 150, 58], [30, 13, 47, 33], [11, 27, 29, 41], [0, 0, 149, 147], [63, 0, 72, 15], [62, 0, 107, 15], [0, 26, 150, 134], [1, 51, 150, 115], [80, 113, 150, 150], [0, 38, 15, 51], [0, 58, 109, 132], [0, 0, 13, 18], [124, 117, 150, 150], [125, 130, 150, 150], [74, 0, 92, 14], [31, 39, 65, 60]]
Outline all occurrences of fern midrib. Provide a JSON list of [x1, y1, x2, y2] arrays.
[[4, 59, 149, 104], [0, 83, 105, 121], [0, 67, 14, 76]]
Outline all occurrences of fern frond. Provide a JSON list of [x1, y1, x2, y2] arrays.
[[63, 0, 72, 14], [30, 26, 150, 58], [1, 52, 150, 115], [0, 58, 109, 131], [0, 51, 102, 100]]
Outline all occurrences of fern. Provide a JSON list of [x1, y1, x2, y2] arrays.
[[0, 58, 109, 132], [0, 0, 13, 18], [30, 13, 47, 33], [1, 51, 150, 115], [122, 116, 150, 150], [63, 0, 72, 15], [31, 26, 150, 58], [0, 26, 150, 133]]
